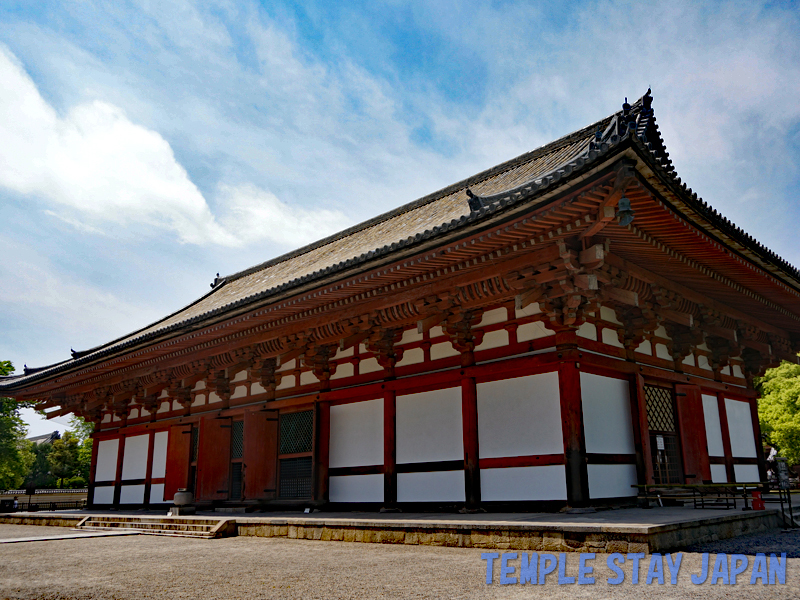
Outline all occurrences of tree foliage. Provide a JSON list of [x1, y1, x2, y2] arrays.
[[48, 431, 81, 488], [0, 361, 33, 489], [758, 360, 800, 465]]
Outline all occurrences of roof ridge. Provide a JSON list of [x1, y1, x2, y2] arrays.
[[219, 111, 618, 286]]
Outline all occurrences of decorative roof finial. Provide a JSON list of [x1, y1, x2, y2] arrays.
[[643, 88, 653, 112], [622, 97, 631, 116]]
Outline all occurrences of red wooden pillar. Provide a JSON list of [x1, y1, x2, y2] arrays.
[[558, 361, 588, 506], [462, 374, 481, 509], [629, 374, 652, 485], [87, 431, 100, 508], [112, 435, 125, 506], [313, 401, 330, 504], [716, 393, 736, 482], [675, 385, 711, 483], [384, 390, 397, 506], [143, 431, 156, 507], [748, 397, 768, 486]]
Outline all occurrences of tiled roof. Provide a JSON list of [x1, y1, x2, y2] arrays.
[[2, 91, 798, 390]]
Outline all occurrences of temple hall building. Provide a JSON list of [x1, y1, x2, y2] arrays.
[[2, 91, 799, 510]]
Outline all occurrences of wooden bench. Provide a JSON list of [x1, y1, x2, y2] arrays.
[[633, 482, 765, 510]]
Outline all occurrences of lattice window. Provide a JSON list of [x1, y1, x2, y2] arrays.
[[279, 411, 313, 455], [651, 433, 682, 484], [230, 462, 243, 501], [191, 426, 199, 462], [645, 385, 676, 432], [279, 457, 312, 499], [231, 421, 244, 459]]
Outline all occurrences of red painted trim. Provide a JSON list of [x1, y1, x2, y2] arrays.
[[329, 465, 384, 477], [716, 393, 736, 483], [396, 460, 463, 473], [164, 424, 191, 502], [748, 397, 768, 485], [478, 454, 564, 469], [150, 477, 166, 485], [585, 453, 637, 465]]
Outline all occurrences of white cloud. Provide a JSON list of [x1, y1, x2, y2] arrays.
[[0, 44, 351, 249]]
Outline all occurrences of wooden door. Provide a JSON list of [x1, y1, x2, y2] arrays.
[[196, 416, 232, 500], [164, 425, 192, 502], [675, 384, 712, 483], [243, 410, 278, 500]]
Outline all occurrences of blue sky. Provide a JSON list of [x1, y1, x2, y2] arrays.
[[2, 0, 799, 436]]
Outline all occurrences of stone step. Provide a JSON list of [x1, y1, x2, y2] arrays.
[[81, 521, 213, 532], [78, 526, 215, 538], [75, 515, 233, 538]]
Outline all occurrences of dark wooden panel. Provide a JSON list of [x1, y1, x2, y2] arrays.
[[384, 391, 397, 505], [462, 375, 480, 508], [675, 384, 711, 483], [196, 417, 231, 501], [558, 361, 588, 505], [243, 410, 278, 500], [396, 460, 464, 473], [329, 464, 384, 477], [164, 425, 192, 502]]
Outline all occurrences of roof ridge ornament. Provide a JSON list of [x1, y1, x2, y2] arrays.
[[465, 188, 486, 213]]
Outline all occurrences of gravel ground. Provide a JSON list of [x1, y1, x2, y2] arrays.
[[1, 525, 799, 599], [0, 525, 77, 539]]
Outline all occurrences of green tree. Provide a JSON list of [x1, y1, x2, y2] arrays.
[[0, 360, 33, 490], [48, 431, 81, 488], [758, 360, 800, 465], [23, 442, 56, 489], [69, 415, 93, 485]]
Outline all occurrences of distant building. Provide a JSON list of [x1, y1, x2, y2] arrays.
[[1, 91, 798, 510], [27, 431, 61, 446]]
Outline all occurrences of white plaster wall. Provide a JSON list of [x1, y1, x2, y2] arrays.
[[479, 308, 507, 327], [397, 470, 465, 502], [149, 483, 166, 503], [231, 386, 247, 399], [475, 329, 509, 351], [636, 340, 652, 355], [359, 357, 383, 374], [95, 439, 119, 482], [329, 474, 384, 502], [251, 382, 266, 395], [732, 365, 744, 379], [276, 375, 295, 390], [581, 373, 634, 455], [172, 400, 181, 411], [698, 355, 712, 371], [119, 484, 145, 504], [600, 306, 622, 324], [93, 485, 114, 504], [587, 464, 638, 498], [300, 371, 319, 386], [192, 394, 206, 407], [683, 354, 695, 366], [734, 464, 760, 483], [232, 370, 248, 382], [151, 431, 168, 479], [516, 321, 554, 342], [121, 434, 149, 480], [396, 348, 424, 367], [655, 344, 672, 361], [102, 414, 111, 423], [157, 401, 170, 413], [129, 408, 139, 419], [515, 303, 541, 318], [477, 372, 562, 458], [334, 346, 354, 359], [430, 341, 459, 360], [400, 329, 423, 345], [329, 399, 383, 468], [702, 394, 725, 457], [601, 328, 623, 348], [577, 323, 597, 341], [725, 399, 757, 458], [710, 464, 728, 483], [331, 363, 355, 380], [480, 465, 567, 501], [396, 388, 463, 464]]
